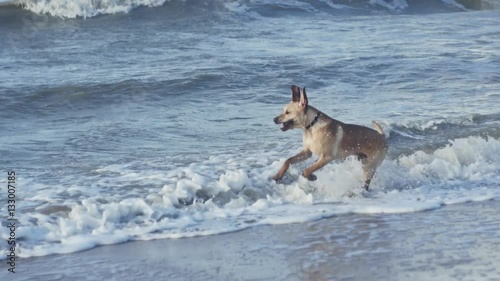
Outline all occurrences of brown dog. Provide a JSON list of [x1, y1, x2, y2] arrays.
[[273, 85, 387, 190]]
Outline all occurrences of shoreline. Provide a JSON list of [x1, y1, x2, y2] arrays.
[[3, 199, 499, 281]]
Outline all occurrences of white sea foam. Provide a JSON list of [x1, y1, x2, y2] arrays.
[[369, 0, 408, 12], [318, 0, 352, 10], [369, 0, 467, 12], [389, 115, 476, 132], [440, 0, 466, 10], [0, 136, 498, 259], [397, 137, 499, 181], [0, 0, 17, 5], [20, 0, 170, 18], [483, 0, 500, 9], [18, 0, 485, 18]]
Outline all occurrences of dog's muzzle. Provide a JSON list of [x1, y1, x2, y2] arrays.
[[274, 117, 293, 132], [280, 120, 293, 131]]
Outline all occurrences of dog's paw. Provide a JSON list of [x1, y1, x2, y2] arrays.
[[305, 173, 317, 181], [271, 176, 282, 183]]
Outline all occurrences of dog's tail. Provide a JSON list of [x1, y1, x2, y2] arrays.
[[372, 121, 384, 135]]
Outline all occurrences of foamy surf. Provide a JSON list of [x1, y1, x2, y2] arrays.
[[0, 0, 18, 6], [19, 0, 170, 18], [12, 0, 497, 18], [0, 136, 498, 259]]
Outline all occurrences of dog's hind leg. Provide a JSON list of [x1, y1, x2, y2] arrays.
[[362, 168, 376, 191], [360, 151, 386, 191], [357, 154, 373, 190]]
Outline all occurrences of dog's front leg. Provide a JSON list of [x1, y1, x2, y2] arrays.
[[273, 150, 312, 182], [302, 155, 333, 181]]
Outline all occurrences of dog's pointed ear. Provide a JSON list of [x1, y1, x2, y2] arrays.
[[299, 87, 308, 109], [291, 85, 300, 102]]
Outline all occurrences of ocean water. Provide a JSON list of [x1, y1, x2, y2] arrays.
[[0, 0, 499, 261]]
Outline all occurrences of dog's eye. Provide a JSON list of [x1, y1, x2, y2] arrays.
[[285, 111, 290, 115]]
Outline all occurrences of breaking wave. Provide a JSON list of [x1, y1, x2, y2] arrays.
[[6, 0, 498, 18], [19, 0, 170, 18], [0, 135, 498, 259]]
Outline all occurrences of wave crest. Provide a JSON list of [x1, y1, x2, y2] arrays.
[[20, 0, 169, 18], [17, 0, 499, 19]]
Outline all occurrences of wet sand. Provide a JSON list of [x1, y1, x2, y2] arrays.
[[6, 200, 500, 281]]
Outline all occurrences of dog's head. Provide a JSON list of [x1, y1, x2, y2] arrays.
[[273, 85, 309, 132]]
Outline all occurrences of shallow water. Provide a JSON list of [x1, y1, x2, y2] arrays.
[[0, 0, 499, 259], [7, 200, 500, 281]]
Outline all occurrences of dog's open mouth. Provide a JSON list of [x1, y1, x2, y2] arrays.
[[280, 120, 294, 131]]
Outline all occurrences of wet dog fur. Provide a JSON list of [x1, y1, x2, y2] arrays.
[[273, 85, 387, 190]]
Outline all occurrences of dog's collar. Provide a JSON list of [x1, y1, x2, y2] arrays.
[[305, 112, 321, 130]]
